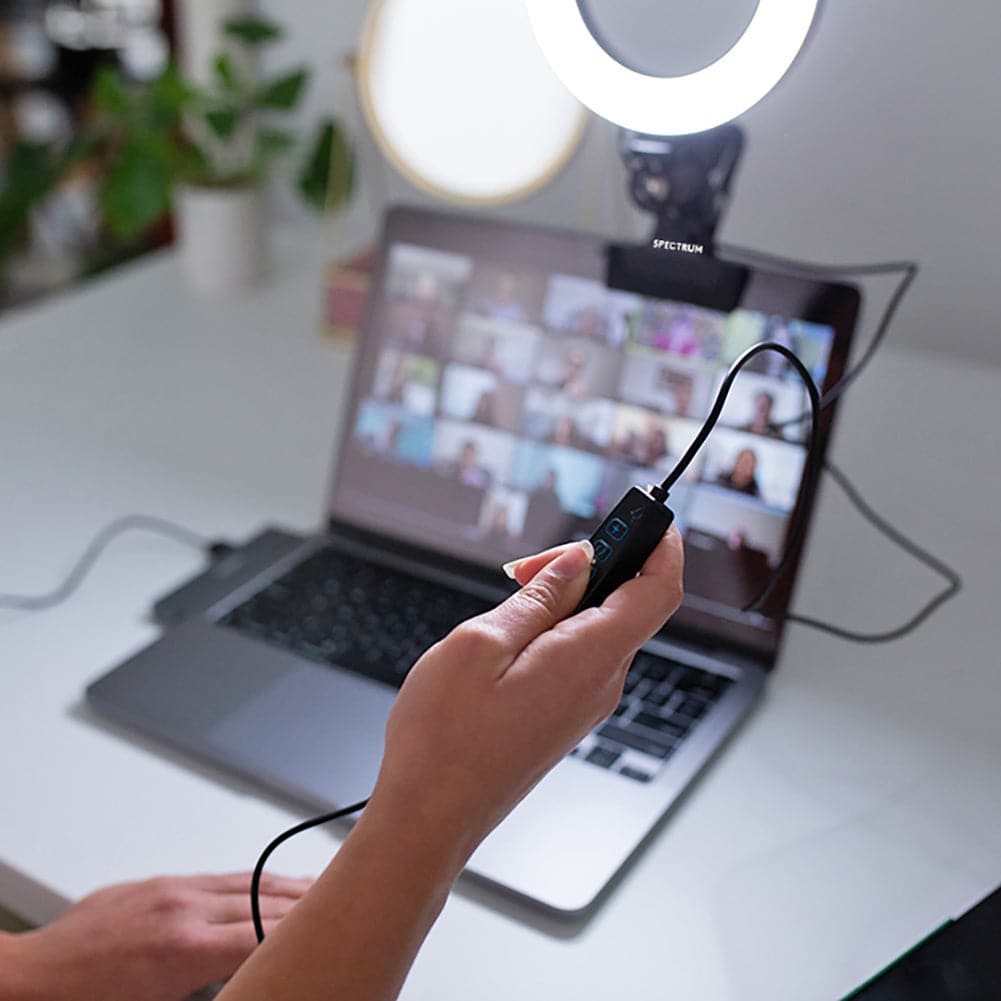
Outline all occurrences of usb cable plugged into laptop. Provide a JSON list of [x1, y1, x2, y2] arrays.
[[0, 514, 234, 613]]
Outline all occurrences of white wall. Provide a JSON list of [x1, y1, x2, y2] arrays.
[[261, 0, 1001, 366]]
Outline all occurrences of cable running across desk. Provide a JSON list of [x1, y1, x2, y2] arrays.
[[0, 515, 215, 612], [769, 458, 963, 643]]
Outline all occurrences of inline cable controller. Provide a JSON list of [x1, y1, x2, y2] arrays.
[[576, 484, 674, 610], [575, 340, 822, 617]]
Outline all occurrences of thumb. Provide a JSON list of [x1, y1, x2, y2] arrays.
[[486, 540, 594, 656]]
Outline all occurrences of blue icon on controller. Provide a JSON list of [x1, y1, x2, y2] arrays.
[[607, 517, 628, 541], [594, 539, 613, 563]]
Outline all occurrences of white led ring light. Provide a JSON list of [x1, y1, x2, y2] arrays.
[[524, 0, 820, 136]]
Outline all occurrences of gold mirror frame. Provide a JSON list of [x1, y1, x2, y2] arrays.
[[356, 0, 589, 207]]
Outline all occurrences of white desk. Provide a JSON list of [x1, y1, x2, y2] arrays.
[[1, 231, 999, 1001]]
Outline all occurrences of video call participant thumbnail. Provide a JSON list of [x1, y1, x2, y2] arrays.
[[440, 363, 524, 433], [521, 386, 615, 453], [382, 244, 470, 359], [681, 487, 787, 611], [617, 345, 715, 419], [534, 335, 622, 399], [633, 300, 727, 361], [698, 428, 806, 511], [452, 315, 541, 386], [721, 310, 833, 385], [464, 265, 547, 326], [355, 400, 435, 467], [372, 350, 439, 417], [541, 273, 640, 348]]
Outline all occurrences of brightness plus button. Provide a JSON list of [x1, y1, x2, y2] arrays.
[[607, 518, 628, 541]]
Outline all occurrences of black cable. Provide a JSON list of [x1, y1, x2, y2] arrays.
[[244, 303, 961, 937], [762, 458, 963, 643], [702, 248, 961, 638], [248, 346, 815, 943], [241, 253, 928, 938], [660, 340, 822, 614], [247, 447, 964, 946], [251, 799, 369, 943], [659, 334, 962, 639], [0, 514, 216, 612], [248, 459, 963, 944], [715, 245, 919, 424]]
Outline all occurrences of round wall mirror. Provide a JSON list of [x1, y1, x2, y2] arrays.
[[357, 0, 588, 206]]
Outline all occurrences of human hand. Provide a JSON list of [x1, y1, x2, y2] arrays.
[[209, 532, 682, 1001], [7, 872, 312, 1001], [365, 529, 684, 872]]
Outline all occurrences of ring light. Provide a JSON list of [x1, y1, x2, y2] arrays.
[[524, 0, 820, 136]]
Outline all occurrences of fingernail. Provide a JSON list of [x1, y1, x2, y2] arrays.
[[549, 540, 594, 581], [502, 557, 526, 579]]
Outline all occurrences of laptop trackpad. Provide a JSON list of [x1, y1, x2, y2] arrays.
[[206, 664, 394, 808]]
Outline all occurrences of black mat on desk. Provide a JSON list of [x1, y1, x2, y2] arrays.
[[843, 885, 1001, 1000]]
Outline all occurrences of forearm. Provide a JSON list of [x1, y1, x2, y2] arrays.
[[0, 930, 43, 1001], [0, 932, 20, 1000], [217, 797, 470, 1001]]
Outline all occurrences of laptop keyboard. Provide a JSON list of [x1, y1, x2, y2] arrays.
[[220, 546, 734, 784], [571, 652, 734, 783], [220, 546, 495, 689]]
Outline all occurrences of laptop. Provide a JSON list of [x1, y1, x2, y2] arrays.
[[87, 206, 860, 915]]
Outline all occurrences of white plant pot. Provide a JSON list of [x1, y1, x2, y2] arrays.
[[176, 185, 269, 297]]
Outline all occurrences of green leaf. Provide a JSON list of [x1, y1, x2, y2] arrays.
[[297, 118, 354, 214], [175, 140, 211, 185], [133, 65, 194, 138], [255, 127, 297, 158], [91, 66, 130, 116], [213, 52, 240, 92], [223, 15, 283, 46], [204, 106, 241, 139], [150, 63, 196, 113], [256, 68, 308, 111], [0, 142, 63, 266], [99, 138, 174, 240], [0, 138, 86, 239]]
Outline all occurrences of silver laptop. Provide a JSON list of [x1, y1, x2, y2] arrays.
[[87, 206, 859, 915]]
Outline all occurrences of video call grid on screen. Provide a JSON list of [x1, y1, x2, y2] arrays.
[[335, 237, 839, 639]]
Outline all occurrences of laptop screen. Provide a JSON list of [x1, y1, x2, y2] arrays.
[[329, 208, 859, 659]]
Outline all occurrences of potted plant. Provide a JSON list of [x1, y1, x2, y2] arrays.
[[99, 13, 351, 295], [0, 13, 352, 299]]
